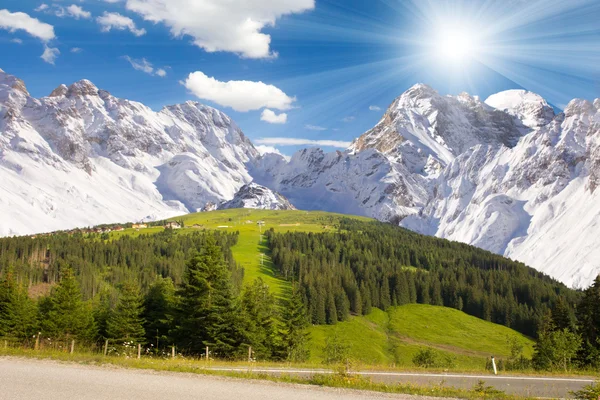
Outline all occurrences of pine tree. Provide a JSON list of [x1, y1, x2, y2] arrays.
[[576, 275, 600, 367], [106, 282, 146, 343], [552, 296, 575, 332], [93, 288, 114, 340], [0, 272, 37, 340], [143, 276, 175, 349], [281, 287, 310, 362], [239, 278, 278, 360], [41, 268, 95, 341], [174, 237, 241, 356]]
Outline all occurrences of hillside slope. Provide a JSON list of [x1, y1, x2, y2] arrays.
[[309, 304, 534, 369]]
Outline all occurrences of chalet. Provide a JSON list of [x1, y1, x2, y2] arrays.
[[165, 222, 181, 230], [114, 226, 125, 232], [132, 223, 148, 229]]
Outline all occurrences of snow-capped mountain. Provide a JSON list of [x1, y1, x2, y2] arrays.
[[253, 85, 600, 287], [349, 84, 526, 172], [220, 183, 296, 211], [0, 68, 258, 236], [403, 94, 600, 288], [2, 68, 599, 287]]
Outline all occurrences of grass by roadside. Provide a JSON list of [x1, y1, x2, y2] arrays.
[[0, 350, 534, 400]]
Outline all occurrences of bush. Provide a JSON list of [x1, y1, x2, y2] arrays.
[[571, 381, 600, 400], [323, 332, 350, 365], [412, 347, 456, 369]]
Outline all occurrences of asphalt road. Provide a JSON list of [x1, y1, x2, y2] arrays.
[[0, 358, 595, 399], [204, 367, 595, 399], [0, 358, 447, 400]]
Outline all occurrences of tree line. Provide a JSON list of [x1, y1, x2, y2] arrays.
[[0, 233, 309, 361], [0, 230, 242, 299]]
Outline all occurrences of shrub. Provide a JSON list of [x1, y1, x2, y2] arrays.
[[571, 381, 600, 400], [412, 347, 456, 369]]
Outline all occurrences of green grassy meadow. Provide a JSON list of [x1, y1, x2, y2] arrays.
[[309, 304, 535, 370]]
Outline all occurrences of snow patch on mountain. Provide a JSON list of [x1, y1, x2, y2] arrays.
[[220, 183, 296, 211]]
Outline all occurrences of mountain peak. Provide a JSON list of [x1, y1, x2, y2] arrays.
[[220, 182, 296, 211], [0, 68, 29, 96], [49, 84, 68, 98], [485, 89, 554, 128], [403, 83, 438, 99], [67, 79, 100, 97]]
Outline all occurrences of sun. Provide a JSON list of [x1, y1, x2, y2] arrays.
[[432, 25, 481, 65]]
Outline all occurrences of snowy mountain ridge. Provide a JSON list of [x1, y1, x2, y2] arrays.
[[1, 68, 599, 287]]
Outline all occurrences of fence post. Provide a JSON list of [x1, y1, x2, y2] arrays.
[[206, 346, 209, 363], [70, 339, 75, 354], [103, 339, 109, 356], [137, 343, 141, 359], [491, 356, 498, 375], [172, 345, 175, 360], [34, 333, 40, 351], [248, 346, 252, 362], [4, 340, 7, 350]]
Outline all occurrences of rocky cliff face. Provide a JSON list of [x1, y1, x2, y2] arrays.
[[220, 183, 296, 211]]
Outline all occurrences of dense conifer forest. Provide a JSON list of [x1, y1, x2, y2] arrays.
[[267, 219, 578, 338]]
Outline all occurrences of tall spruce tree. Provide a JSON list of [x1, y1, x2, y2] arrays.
[[0, 272, 37, 340], [143, 276, 175, 349], [281, 287, 310, 362], [239, 278, 278, 360], [174, 237, 241, 356], [576, 275, 600, 367], [41, 268, 95, 341], [106, 282, 146, 343]]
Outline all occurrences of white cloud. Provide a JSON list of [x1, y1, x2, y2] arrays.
[[97, 12, 146, 36], [0, 9, 55, 41], [70, 47, 82, 53], [41, 45, 60, 64], [261, 109, 287, 124], [125, 0, 314, 59], [255, 145, 290, 161], [123, 56, 167, 77], [183, 71, 295, 112], [342, 116, 355, 122], [11, 38, 23, 44], [369, 105, 382, 111], [35, 4, 49, 12], [305, 124, 327, 131], [255, 137, 351, 148], [65, 5, 91, 20]]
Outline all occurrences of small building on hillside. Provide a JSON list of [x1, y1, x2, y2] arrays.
[[165, 222, 181, 230], [132, 223, 148, 229], [114, 226, 125, 232]]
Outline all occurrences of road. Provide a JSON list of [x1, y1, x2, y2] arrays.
[[205, 366, 595, 399], [0, 358, 595, 399], [0, 358, 443, 400]]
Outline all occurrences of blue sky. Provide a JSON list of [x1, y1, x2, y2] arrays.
[[1, 0, 599, 156]]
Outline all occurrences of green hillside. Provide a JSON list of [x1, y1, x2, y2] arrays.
[[309, 304, 535, 369], [0, 208, 574, 368], [112, 209, 372, 296]]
